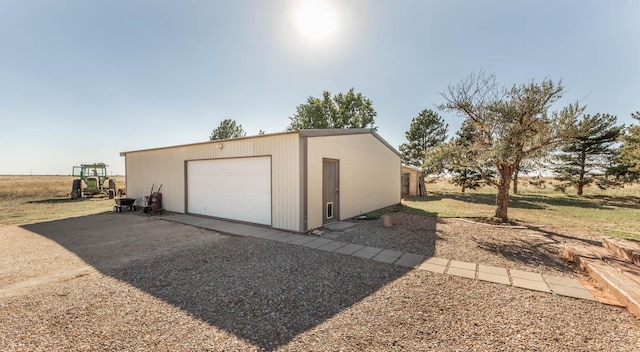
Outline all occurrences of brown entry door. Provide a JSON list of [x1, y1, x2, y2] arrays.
[[401, 173, 410, 196], [323, 159, 339, 224]]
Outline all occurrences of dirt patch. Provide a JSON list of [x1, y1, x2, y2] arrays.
[[0, 213, 226, 297]]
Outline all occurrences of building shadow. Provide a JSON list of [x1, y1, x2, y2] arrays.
[[20, 213, 434, 350], [406, 191, 639, 212]]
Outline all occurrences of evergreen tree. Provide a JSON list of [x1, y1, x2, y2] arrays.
[[450, 168, 485, 193], [424, 120, 492, 192], [552, 113, 623, 195], [399, 109, 448, 167], [446, 121, 486, 192], [619, 111, 640, 173]]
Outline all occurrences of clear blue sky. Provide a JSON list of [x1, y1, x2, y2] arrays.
[[1, 0, 638, 175]]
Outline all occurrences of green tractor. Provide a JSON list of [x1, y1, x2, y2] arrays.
[[70, 163, 116, 199]]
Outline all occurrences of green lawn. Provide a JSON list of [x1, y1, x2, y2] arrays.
[[401, 179, 640, 240]]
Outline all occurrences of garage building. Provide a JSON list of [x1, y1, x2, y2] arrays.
[[120, 129, 401, 232]]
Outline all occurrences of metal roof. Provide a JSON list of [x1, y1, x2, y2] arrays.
[[120, 129, 400, 157]]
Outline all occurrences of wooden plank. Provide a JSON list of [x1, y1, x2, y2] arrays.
[[603, 237, 640, 266], [578, 256, 640, 319]]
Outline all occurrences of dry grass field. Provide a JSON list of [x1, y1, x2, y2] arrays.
[[0, 175, 126, 226], [403, 177, 640, 240], [1, 175, 639, 241]]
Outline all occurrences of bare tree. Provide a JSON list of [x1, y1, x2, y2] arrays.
[[439, 71, 583, 221]]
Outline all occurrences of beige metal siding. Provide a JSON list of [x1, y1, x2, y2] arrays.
[[123, 133, 301, 231], [306, 134, 401, 230]]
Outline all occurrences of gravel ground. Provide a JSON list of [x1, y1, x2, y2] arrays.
[[334, 212, 589, 277], [334, 213, 438, 257], [1, 212, 639, 351]]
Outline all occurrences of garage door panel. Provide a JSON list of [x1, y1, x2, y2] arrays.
[[199, 176, 268, 191], [188, 202, 271, 225], [187, 157, 272, 225], [191, 175, 270, 190], [192, 190, 270, 205]]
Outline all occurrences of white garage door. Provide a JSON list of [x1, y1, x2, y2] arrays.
[[187, 157, 271, 225]]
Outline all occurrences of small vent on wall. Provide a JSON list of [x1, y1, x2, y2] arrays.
[[326, 202, 333, 219]]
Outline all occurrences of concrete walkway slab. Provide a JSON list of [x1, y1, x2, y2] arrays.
[[371, 249, 404, 264], [250, 229, 282, 238], [324, 221, 357, 231], [478, 272, 511, 285], [270, 233, 301, 243], [510, 269, 551, 292], [395, 253, 426, 268], [543, 275, 596, 301], [379, 249, 404, 258], [262, 232, 291, 241], [478, 265, 510, 285], [423, 257, 450, 266], [449, 260, 476, 271], [166, 214, 267, 236], [211, 224, 250, 235], [318, 241, 348, 252], [166, 214, 217, 228], [512, 277, 551, 293], [510, 269, 544, 282], [301, 238, 334, 249], [543, 275, 584, 289], [417, 262, 447, 274], [548, 284, 596, 301], [479, 264, 508, 276], [207, 221, 265, 236], [334, 243, 365, 255], [351, 246, 383, 259], [371, 251, 400, 264], [447, 267, 476, 279], [287, 236, 317, 246], [231, 225, 269, 236]]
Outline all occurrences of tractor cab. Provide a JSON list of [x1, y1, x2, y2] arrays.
[[70, 163, 115, 199]]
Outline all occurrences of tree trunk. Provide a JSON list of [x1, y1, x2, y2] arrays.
[[495, 162, 514, 221], [577, 151, 585, 196], [512, 168, 519, 195], [461, 183, 466, 193]]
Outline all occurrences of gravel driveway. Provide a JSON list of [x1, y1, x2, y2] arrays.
[[1, 212, 639, 351]]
